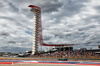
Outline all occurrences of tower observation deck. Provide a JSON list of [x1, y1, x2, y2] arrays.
[[28, 5, 74, 55]]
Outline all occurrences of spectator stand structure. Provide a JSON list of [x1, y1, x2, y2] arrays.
[[28, 5, 74, 55]]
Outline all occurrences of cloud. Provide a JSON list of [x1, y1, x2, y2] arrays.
[[0, 0, 34, 52], [0, 46, 31, 53], [0, 32, 9, 36], [8, 2, 19, 12], [42, 0, 100, 49], [0, 0, 100, 53], [0, 2, 3, 7]]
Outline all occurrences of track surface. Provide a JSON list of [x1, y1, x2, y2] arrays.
[[0, 60, 100, 66]]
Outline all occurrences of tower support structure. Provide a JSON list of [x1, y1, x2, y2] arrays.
[[30, 9, 40, 55]]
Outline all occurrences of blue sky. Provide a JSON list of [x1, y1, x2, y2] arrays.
[[0, 0, 100, 52]]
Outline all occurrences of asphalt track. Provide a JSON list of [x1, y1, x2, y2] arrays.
[[0, 60, 100, 66]]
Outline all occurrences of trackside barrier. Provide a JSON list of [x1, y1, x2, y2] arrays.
[[0, 60, 100, 66]]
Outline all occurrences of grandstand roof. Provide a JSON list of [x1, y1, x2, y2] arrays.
[[41, 44, 75, 46]]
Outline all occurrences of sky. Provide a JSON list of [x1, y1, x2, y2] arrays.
[[0, 0, 100, 53]]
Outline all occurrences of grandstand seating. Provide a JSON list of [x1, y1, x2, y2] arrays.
[[32, 50, 100, 59]]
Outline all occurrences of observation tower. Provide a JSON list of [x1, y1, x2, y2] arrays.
[[28, 5, 74, 55]]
